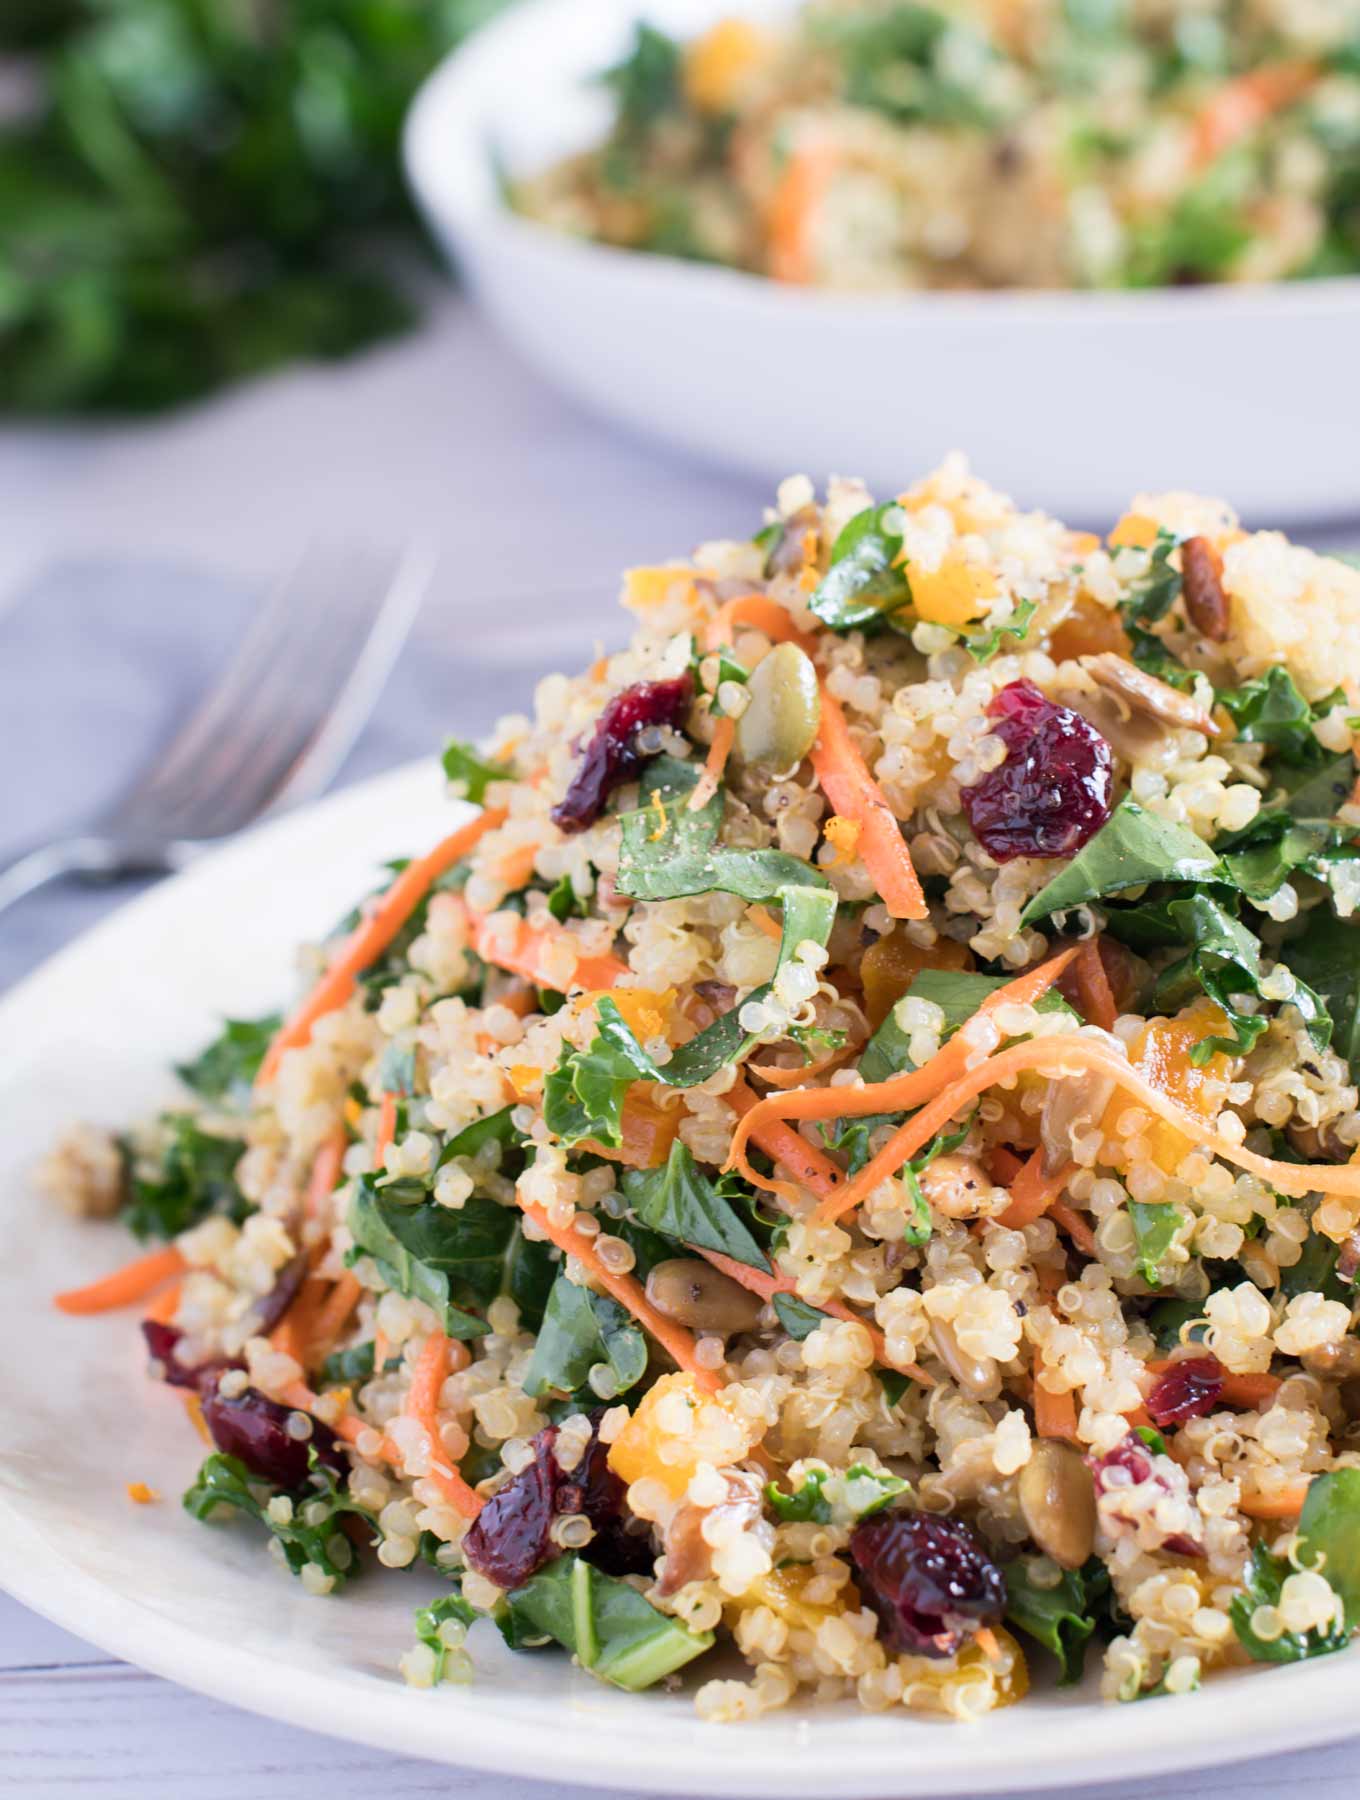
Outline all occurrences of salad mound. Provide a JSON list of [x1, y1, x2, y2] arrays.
[[45, 455, 1360, 1720], [515, 0, 1360, 292]]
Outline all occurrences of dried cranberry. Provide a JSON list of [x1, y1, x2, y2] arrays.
[[1146, 1356, 1224, 1428], [200, 1385, 347, 1491], [562, 1432, 655, 1576], [850, 1511, 1006, 1658], [463, 1415, 648, 1589], [463, 1430, 558, 1588], [961, 679, 1113, 862], [1087, 1433, 1200, 1557], [551, 675, 694, 833], [249, 1251, 309, 1338], [142, 1320, 240, 1393]]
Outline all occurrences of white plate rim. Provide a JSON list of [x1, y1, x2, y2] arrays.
[[2, 758, 1359, 1794]]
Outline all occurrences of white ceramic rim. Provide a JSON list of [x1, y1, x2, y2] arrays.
[[404, 0, 1360, 336], [3, 760, 1360, 1793]]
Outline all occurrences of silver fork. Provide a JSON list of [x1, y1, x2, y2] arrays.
[[0, 543, 430, 919]]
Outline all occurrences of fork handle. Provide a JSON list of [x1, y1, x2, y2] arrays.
[[0, 837, 161, 919]]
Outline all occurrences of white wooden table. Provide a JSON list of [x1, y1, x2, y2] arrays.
[[3, 298, 1358, 1799]]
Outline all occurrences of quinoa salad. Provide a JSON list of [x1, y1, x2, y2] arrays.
[[45, 456, 1360, 1722], [514, 0, 1360, 291]]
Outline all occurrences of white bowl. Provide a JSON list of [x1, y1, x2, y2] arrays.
[[6, 759, 1360, 1793], [405, 0, 1360, 522]]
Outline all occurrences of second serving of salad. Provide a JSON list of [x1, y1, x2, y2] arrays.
[[46, 454, 1360, 1722], [515, 0, 1360, 292]]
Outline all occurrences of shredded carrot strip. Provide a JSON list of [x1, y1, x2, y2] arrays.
[[749, 1039, 855, 1089], [746, 903, 784, 943], [270, 1244, 329, 1365], [767, 140, 836, 284], [143, 1279, 183, 1326], [55, 1245, 186, 1315], [258, 808, 506, 1085], [1122, 1404, 1154, 1431], [988, 1144, 1025, 1185], [998, 1148, 1073, 1231], [308, 1273, 364, 1365], [688, 715, 736, 814], [279, 1375, 482, 1520], [704, 595, 815, 655], [465, 907, 628, 993], [1068, 938, 1116, 1033], [809, 688, 927, 921], [1034, 1377, 1080, 1442], [1193, 60, 1317, 167], [813, 1027, 1360, 1226], [1219, 1371, 1283, 1410], [726, 948, 1078, 1187], [402, 1331, 484, 1519], [517, 1196, 722, 1393], [1049, 1201, 1098, 1259], [1240, 1486, 1309, 1521], [373, 1328, 390, 1372], [694, 1246, 933, 1388], [974, 1626, 1002, 1661], [374, 1093, 398, 1169], [722, 1076, 843, 1205], [305, 1129, 347, 1218], [1030, 1267, 1082, 1439]]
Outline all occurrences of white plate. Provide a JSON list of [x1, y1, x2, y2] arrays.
[[1, 757, 1358, 1793], [404, 0, 1360, 522]]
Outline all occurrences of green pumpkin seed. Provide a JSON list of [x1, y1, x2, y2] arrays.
[[1018, 1440, 1096, 1570], [734, 642, 821, 774]]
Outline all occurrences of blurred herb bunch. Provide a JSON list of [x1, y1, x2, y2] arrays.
[[0, 0, 504, 413]]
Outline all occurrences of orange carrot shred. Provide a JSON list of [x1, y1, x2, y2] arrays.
[[704, 595, 815, 656], [1034, 1376, 1080, 1443], [987, 1144, 1025, 1185], [270, 1244, 329, 1365], [808, 687, 927, 921], [746, 904, 784, 943], [722, 1076, 843, 1205], [279, 1374, 482, 1520], [767, 140, 837, 285], [258, 808, 506, 1085], [1219, 1370, 1283, 1410], [308, 1273, 364, 1365], [464, 906, 629, 993], [517, 1196, 723, 1393], [1049, 1201, 1098, 1259], [55, 1245, 186, 1315], [1068, 938, 1117, 1033], [1240, 1486, 1309, 1521], [808, 1022, 1360, 1226], [305, 1129, 348, 1218], [725, 947, 1079, 1191], [374, 1093, 398, 1169], [402, 1331, 484, 1519], [1193, 60, 1317, 167], [688, 715, 736, 814], [143, 1279, 184, 1326], [998, 1149, 1073, 1231]]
